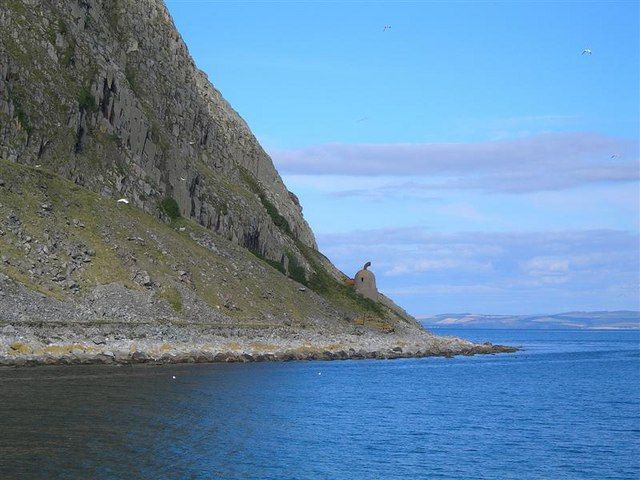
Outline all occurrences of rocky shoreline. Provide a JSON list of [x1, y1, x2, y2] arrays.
[[0, 327, 518, 367], [0, 275, 518, 368]]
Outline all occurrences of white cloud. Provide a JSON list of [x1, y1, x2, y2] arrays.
[[271, 132, 639, 193], [524, 257, 570, 277], [385, 258, 492, 276], [387, 284, 505, 296]]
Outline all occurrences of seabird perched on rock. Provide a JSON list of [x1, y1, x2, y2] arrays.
[[117, 198, 129, 204]]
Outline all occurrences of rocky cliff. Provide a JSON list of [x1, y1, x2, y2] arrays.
[[1, 0, 318, 269], [0, 0, 515, 365]]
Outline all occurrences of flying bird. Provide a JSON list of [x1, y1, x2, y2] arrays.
[[581, 48, 592, 55], [356, 117, 369, 123], [180, 177, 186, 181], [383, 25, 392, 31], [189, 141, 195, 145], [117, 198, 129, 204], [610, 154, 620, 160]]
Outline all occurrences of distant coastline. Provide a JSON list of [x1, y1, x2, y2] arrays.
[[420, 311, 640, 330]]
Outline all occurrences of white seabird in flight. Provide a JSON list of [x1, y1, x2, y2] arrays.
[[117, 198, 130, 204], [582, 48, 592, 55], [383, 25, 391, 31]]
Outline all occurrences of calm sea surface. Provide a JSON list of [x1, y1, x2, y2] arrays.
[[0, 329, 638, 480]]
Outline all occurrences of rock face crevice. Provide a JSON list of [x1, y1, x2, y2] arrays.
[[0, 0, 316, 277]]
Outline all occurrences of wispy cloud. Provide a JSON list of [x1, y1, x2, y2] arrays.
[[522, 257, 571, 285], [272, 132, 639, 193], [327, 183, 441, 201], [386, 258, 492, 276]]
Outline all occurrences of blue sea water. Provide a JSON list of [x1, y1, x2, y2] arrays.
[[0, 329, 638, 479]]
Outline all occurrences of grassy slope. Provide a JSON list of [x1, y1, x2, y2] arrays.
[[0, 160, 400, 331]]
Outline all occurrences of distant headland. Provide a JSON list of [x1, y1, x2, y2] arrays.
[[420, 311, 640, 330]]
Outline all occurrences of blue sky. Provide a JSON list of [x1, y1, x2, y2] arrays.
[[166, 0, 639, 315]]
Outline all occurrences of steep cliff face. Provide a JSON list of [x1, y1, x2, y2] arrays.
[[0, 0, 315, 274]]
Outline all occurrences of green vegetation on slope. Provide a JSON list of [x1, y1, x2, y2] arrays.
[[298, 244, 385, 317], [155, 285, 183, 312], [160, 197, 181, 220], [239, 167, 292, 235], [78, 86, 97, 112], [0, 161, 394, 328]]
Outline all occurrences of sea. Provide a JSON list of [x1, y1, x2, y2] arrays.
[[0, 328, 638, 480]]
